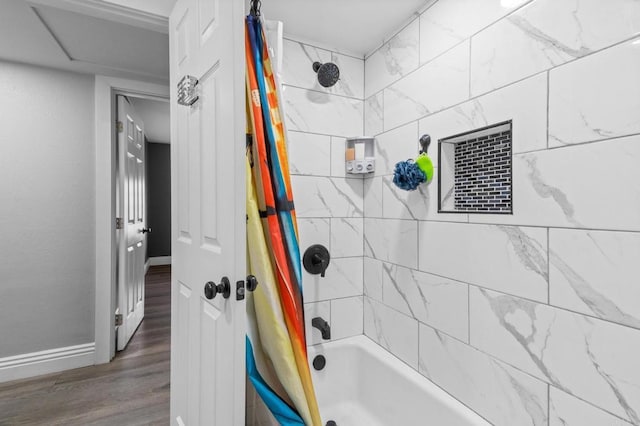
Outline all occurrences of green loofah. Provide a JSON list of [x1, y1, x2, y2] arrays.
[[415, 153, 434, 183]]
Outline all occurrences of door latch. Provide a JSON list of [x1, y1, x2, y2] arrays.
[[236, 275, 259, 300], [115, 313, 123, 326]]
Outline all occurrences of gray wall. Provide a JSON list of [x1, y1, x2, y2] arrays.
[[146, 142, 171, 258], [0, 61, 95, 358]]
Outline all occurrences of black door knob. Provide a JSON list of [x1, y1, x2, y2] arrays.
[[204, 277, 231, 299], [141, 227, 152, 234], [246, 275, 259, 291]]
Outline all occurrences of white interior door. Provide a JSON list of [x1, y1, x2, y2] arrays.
[[169, 0, 246, 425], [116, 95, 147, 351]]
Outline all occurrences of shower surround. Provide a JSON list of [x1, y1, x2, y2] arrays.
[[251, 0, 640, 425], [362, 0, 640, 425]]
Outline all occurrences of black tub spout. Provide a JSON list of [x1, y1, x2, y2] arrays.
[[311, 317, 331, 340]]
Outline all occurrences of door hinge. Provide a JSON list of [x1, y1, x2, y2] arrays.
[[115, 313, 123, 326], [116, 217, 123, 229], [116, 121, 123, 133]]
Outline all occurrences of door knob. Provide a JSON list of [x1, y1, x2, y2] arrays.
[[204, 277, 231, 299], [140, 227, 152, 234], [246, 275, 259, 291]]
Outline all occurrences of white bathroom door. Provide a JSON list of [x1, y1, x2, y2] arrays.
[[116, 95, 146, 351], [169, 0, 246, 425]]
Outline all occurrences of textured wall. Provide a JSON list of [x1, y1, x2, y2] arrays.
[[362, 0, 640, 425], [0, 61, 95, 358]]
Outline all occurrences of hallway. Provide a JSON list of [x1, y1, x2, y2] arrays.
[[0, 266, 171, 425]]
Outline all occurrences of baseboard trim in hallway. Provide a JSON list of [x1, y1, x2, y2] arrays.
[[0, 343, 95, 383], [0, 265, 171, 425]]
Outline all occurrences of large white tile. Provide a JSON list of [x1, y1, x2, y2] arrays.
[[419, 72, 548, 155], [381, 173, 468, 223], [419, 0, 524, 65], [287, 131, 331, 176], [373, 121, 419, 177], [473, 135, 640, 231], [549, 229, 640, 329], [364, 19, 420, 98], [282, 38, 363, 100], [303, 257, 363, 303], [419, 222, 549, 302], [328, 51, 364, 99], [329, 136, 346, 178], [363, 257, 383, 301], [330, 218, 363, 258], [384, 40, 470, 130], [470, 0, 640, 95], [549, 38, 640, 147], [470, 287, 640, 424], [297, 218, 330, 254], [382, 263, 469, 341], [419, 324, 548, 426], [549, 386, 634, 426], [291, 176, 363, 218], [364, 92, 384, 136], [364, 218, 418, 269], [363, 176, 383, 218], [364, 297, 419, 368], [282, 38, 331, 91], [331, 296, 363, 340], [304, 301, 331, 346], [283, 86, 363, 137]]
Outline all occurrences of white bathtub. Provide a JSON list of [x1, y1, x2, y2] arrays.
[[308, 336, 490, 426]]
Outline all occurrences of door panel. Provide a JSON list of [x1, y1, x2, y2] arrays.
[[169, 0, 245, 424], [117, 96, 146, 351]]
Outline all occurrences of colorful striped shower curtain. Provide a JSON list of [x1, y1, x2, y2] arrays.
[[244, 14, 322, 426]]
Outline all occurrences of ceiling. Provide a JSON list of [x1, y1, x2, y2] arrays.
[[261, 0, 434, 57], [130, 97, 171, 144], [0, 0, 170, 84]]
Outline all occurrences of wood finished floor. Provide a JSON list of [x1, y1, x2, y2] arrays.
[[0, 265, 171, 426]]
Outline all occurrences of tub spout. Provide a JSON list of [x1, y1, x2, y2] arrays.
[[311, 317, 331, 340]]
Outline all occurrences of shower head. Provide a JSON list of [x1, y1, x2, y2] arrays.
[[312, 61, 340, 88]]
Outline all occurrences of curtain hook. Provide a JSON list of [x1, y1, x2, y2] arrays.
[[250, 0, 262, 16]]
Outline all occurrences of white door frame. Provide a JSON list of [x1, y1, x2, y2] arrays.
[[94, 76, 170, 364]]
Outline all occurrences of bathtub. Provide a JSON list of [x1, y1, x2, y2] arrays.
[[308, 336, 490, 426]]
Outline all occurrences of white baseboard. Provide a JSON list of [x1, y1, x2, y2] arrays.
[[149, 256, 171, 266], [144, 258, 150, 274], [0, 342, 95, 383]]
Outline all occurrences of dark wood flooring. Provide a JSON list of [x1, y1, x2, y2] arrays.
[[0, 265, 171, 426]]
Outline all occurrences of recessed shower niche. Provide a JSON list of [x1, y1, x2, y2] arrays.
[[438, 121, 512, 214]]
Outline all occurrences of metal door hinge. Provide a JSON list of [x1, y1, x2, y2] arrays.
[[116, 217, 123, 229], [115, 313, 123, 326], [116, 121, 123, 133]]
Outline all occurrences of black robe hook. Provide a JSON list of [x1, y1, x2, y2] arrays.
[[419, 134, 431, 154]]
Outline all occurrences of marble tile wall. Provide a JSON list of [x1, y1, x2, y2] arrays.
[[362, 1, 640, 425], [281, 37, 366, 348]]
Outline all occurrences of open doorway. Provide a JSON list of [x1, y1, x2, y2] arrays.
[[114, 94, 171, 353]]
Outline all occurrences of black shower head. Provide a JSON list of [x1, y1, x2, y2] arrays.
[[312, 61, 340, 88]]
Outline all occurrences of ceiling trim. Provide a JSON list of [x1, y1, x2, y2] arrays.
[[27, 0, 169, 34]]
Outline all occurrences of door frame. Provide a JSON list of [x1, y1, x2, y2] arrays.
[[94, 76, 170, 364]]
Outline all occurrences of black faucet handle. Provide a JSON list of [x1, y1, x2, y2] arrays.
[[303, 245, 331, 278]]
